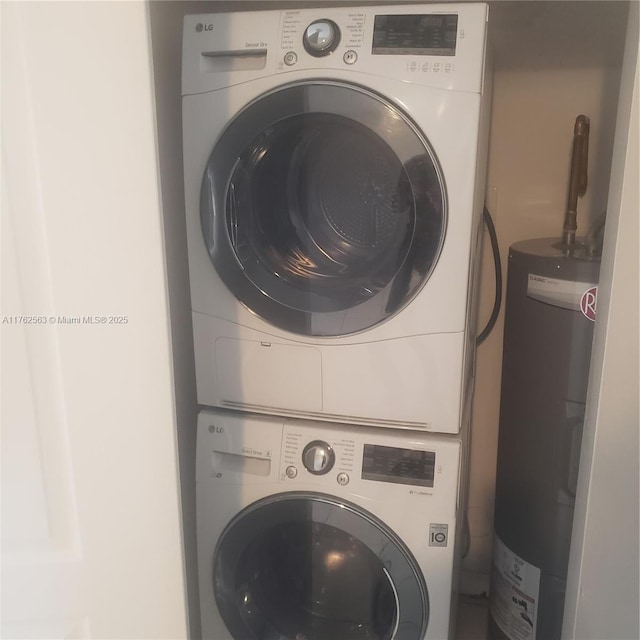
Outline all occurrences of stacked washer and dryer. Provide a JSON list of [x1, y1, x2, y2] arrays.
[[182, 5, 491, 639]]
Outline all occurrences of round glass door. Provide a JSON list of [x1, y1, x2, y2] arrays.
[[201, 81, 446, 336], [212, 493, 428, 640]]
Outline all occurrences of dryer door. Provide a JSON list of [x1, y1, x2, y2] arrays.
[[201, 81, 446, 336], [212, 493, 428, 640]]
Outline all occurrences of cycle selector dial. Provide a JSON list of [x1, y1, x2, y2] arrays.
[[302, 440, 336, 475], [303, 19, 341, 57]]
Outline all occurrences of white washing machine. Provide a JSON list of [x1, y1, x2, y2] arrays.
[[196, 409, 463, 640], [182, 5, 491, 432]]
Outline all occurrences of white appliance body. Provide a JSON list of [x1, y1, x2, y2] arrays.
[[196, 409, 463, 640], [182, 5, 491, 432]]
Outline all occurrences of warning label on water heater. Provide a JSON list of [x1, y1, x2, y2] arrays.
[[490, 535, 540, 640], [527, 273, 597, 316]]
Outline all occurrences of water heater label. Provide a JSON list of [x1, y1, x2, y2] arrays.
[[527, 274, 597, 312], [580, 286, 598, 321], [490, 535, 540, 640]]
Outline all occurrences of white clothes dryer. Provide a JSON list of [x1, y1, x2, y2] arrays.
[[182, 5, 491, 433], [196, 409, 463, 640]]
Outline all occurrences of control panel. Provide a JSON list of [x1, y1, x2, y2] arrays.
[[281, 11, 365, 68], [282, 426, 356, 486], [280, 423, 448, 494], [196, 411, 461, 518], [273, 5, 486, 88], [183, 4, 488, 95]]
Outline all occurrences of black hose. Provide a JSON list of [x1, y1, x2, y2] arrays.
[[476, 205, 502, 345], [462, 206, 501, 563], [458, 207, 502, 564], [462, 510, 471, 559]]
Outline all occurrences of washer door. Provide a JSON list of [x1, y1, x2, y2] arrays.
[[201, 81, 446, 336], [212, 493, 428, 640]]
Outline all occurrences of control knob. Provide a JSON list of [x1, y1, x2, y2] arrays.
[[302, 440, 336, 475], [303, 19, 341, 57]]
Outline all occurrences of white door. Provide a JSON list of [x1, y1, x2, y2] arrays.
[[1, 2, 188, 637], [563, 5, 639, 638]]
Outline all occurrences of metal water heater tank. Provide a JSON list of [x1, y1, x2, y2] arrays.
[[489, 238, 600, 640]]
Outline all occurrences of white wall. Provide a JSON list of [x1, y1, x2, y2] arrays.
[[563, 5, 639, 637], [1, 2, 188, 636]]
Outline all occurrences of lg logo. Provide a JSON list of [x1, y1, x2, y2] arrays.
[[196, 23, 214, 32]]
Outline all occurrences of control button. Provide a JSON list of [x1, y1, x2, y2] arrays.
[[433, 62, 441, 73], [302, 440, 336, 475], [343, 50, 358, 65], [421, 62, 430, 73], [337, 472, 350, 486], [409, 61, 418, 72], [285, 465, 298, 479], [284, 51, 298, 66]]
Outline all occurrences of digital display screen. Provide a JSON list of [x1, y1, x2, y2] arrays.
[[372, 14, 458, 56], [362, 444, 436, 487]]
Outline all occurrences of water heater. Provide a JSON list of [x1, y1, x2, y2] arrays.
[[489, 238, 599, 640]]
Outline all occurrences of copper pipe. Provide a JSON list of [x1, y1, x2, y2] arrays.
[[562, 115, 590, 249]]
